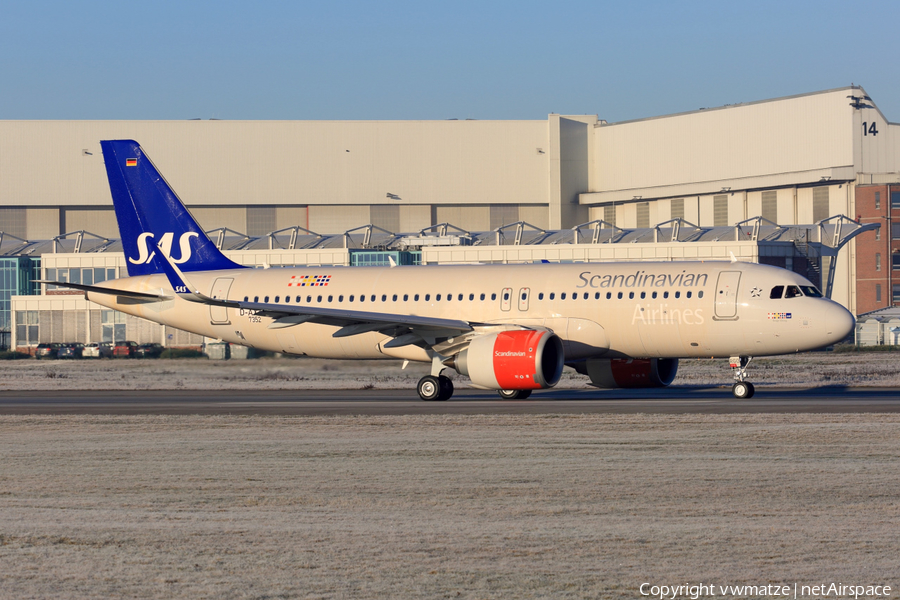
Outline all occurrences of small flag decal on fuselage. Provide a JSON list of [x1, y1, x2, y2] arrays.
[[126, 158, 137, 167], [288, 274, 332, 287], [767, 312, 792, 320]]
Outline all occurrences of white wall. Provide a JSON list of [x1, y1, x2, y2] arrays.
[[0, 120, 550, 210], [592, 88, 855, 194]]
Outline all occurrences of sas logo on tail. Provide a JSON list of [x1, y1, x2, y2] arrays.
[[129, 232, 200, 265], [288, 274, 331, 287]]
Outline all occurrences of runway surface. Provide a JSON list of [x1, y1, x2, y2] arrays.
[[1, 386, 899, 415]]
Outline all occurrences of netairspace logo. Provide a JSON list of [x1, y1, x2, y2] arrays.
[[639, 582, 892, 600]]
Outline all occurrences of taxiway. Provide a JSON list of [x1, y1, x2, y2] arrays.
[[1, 386, 899, 415]]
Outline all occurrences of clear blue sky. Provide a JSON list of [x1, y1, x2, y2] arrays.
[[2, 0, 899, 123]]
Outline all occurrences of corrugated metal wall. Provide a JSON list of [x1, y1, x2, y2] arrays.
[[0, 120, 550, 210], [592, 89, 855, 193]]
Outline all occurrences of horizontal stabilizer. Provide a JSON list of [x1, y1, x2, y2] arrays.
[[35, 281, 170, 300]]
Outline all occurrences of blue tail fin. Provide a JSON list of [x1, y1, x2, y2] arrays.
[[100, 139, 246, 277]]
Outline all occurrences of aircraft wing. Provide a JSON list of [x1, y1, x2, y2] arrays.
[[239, 298, 473, 334], [193, 289, 477, 349], [45, 278, 474, 346], [152, 244, 476, 345]]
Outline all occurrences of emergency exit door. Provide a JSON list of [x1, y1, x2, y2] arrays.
[[714, 271, 741, 320], [209, 277, 234, 325]]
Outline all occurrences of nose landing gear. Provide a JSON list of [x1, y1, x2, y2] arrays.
[[729, 356, 755, 399]]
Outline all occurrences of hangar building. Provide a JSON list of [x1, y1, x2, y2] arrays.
[[0, 86, 897, 350]]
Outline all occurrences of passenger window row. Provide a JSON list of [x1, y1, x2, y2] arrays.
[[536, 290, 702, 301], [242, 289, 705, 303]]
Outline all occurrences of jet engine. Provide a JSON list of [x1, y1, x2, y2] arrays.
[[452, 330, 564, 390], [576, 357, 679, 388]]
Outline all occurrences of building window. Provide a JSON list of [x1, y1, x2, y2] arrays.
[[636, 202, 650, 229], [670, 199, 684, 221], [876, 228, 881, 241], [246, 206, 277, 237], [893, 254, 900, 270], [894, 285, 900, 304], [0, 208, 27, 238], [15, 310, 39, 345], [370, 205, 400, 232], [893, 224, 900, 240], [603, 205, 616, 226], [490, 205, 519, 230], [875, 192, 881, 210], [876, 254, 882, 271], [892, 191, 900, 210], [876, 284, 882, 303], [761, 191, 778, 222], [101, 310, 127, 343], [713, 195, 728, 227], [44, 266, 116, 291], [813, 187, 829, 222]]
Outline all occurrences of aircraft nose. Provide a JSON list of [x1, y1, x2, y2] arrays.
[[824, 302, 855, 343]]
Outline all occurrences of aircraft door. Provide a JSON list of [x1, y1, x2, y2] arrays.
[[714, 271, 741, 320], [209, 277, 234, 325], [501, 287, 512, 311], [517, 287, 530, 311]]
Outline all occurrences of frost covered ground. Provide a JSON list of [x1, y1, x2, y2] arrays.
[[1, 413, 898, 599], [3, 354, 900, 599], [1, 351, 899, 390]]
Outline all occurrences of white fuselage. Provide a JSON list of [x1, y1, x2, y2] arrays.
[[88, 261, 854, 362]]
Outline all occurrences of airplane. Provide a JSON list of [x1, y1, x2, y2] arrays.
[[44, 140, 856, 400]]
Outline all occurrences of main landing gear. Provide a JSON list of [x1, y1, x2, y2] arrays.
[[417, 374, 454, 401], [497, 389, 532, 400], [729, 356, 755, 399], [415, 375, 532, 401]]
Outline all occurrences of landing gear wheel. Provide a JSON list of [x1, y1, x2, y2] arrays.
[[498, 389, 532, 400], [732, 381, 754, 399], [438, 375, 454, 401], [417, 376, 443, 401]]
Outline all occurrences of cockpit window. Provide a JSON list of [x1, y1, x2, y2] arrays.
[[770, 286, 784, 299], [785, 285, 802, 299], [800, 285, 823, 298]]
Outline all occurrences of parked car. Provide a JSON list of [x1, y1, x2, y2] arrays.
[[112, 341, 138, 358], [34, 343, 62, 359], [83, 342, 114, 359], [57, 343, 85, 359], [135, 343, 164, 359]]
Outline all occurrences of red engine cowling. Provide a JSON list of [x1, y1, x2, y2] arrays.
[[580, 357, 679, 388], [453, 330, 564, 390]]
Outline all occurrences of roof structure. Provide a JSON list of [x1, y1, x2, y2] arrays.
[[1, 215, 875, 258]]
